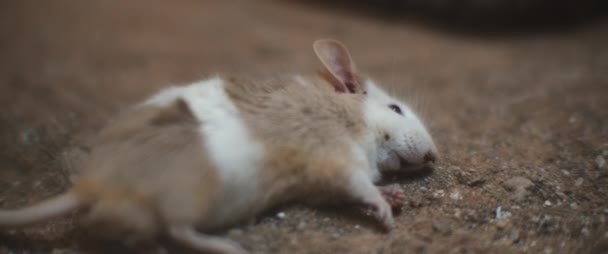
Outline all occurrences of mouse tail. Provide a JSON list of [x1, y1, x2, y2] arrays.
[[0, 191, 83, 228]]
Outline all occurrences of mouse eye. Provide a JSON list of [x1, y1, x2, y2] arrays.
[[388, 104, 402, 115]]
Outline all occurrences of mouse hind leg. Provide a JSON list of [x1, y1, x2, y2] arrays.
[[167, 225, 248, 254], [84, 197, 160, 244]]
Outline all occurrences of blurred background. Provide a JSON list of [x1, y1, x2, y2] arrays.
[[1, 1, 607, 253]]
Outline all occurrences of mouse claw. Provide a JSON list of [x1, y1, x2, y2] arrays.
[[363, 199, 395, 232], [378, 184, 406, 209]]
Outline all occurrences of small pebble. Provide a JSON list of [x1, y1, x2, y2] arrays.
[[543, 200, 552, 207], [432, 219, 452, 235], [596, 155, 606, 169], [561, 170, 570, 176], [52, 249, 78, 254], [354, 224, 360, 229], [581, 227, 590, 236], [433, 189, 445, 198], [570, 203, 578, 209], [297, 222, 307, 230], [495, 206, 512, 220], [504, 177, 534, 190], [503, 176, 534, 202], [575, 178, 584, 187], [453, 208, 462, 218], [449, 191, 462, 201], [277, 212, 286, 219]]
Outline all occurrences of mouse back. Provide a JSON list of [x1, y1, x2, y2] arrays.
[[73, 99, 221, 237]]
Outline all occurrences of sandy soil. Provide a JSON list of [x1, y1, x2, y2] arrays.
[[1, 1, 607, 253]]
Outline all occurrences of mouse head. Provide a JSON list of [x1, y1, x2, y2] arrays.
[[313, 39, 438, 172]]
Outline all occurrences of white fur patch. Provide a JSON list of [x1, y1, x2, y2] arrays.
[[351, 140, 381, 183], [179, 77, 264, 225], [142, 77, 264, 226], [348, 169, 384, 206]]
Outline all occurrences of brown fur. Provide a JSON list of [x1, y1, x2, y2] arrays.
[[67, 59, 373, 241], [223, 74, 368, 208], [224, 75, 367, 146], [73, 99, 220, 240]]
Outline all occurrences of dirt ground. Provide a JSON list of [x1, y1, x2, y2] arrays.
[[1, 1, 607, 253]]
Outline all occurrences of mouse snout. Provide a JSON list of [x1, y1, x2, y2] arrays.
[[423, 150, 437, 164]]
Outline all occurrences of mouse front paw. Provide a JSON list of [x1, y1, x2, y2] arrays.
[[363, 199, 395, 231], [378, 184, 405, 209]]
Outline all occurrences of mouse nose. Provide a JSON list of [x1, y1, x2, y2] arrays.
[[423, 151, 437, 163]]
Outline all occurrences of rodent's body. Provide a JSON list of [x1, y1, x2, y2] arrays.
[[73, 75, 374, 235], [0, 40, 438, 254]]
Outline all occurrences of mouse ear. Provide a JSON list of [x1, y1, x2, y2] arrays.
[[313, 39, 359, 93]]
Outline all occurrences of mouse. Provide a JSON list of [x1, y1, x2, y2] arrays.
[[0, 39, 438, 254]]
